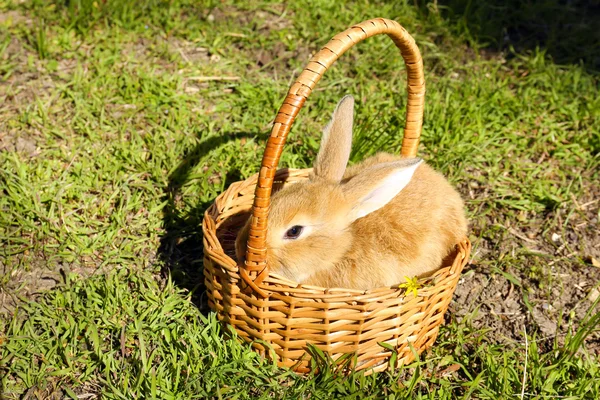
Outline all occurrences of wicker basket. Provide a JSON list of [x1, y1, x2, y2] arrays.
[[202, 18, 471, 374]]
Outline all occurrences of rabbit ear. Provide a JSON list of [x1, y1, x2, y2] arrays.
[[312, 95, 354, 182], [343, 158, 423, 221]]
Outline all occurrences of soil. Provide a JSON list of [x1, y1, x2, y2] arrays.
[[208, 4, 312, 72], [451, 171, 600, 354]]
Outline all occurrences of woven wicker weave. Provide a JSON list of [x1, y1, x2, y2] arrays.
[[202, 18, 471, 373]]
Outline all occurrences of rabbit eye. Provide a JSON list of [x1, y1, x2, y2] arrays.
[[284, 225, 304, 239]]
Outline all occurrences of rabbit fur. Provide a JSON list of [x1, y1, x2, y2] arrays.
[[235, 95, 468, 290]]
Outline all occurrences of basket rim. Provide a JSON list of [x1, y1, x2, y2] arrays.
[[203, 168, 471, 299]]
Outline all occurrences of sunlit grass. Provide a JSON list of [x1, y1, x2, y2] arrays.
[[1, 0, 598, 398]]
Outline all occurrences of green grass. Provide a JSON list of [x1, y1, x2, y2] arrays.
[[2, 270, 600, 398], [1, 0, 599, 398]]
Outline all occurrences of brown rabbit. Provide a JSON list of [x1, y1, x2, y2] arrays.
[[235, 95, 468, 290]]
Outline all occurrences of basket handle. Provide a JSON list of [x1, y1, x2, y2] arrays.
[[242, 18, 425, 297]]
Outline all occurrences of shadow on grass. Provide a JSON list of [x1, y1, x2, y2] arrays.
[[158, 132, 255, 314], [424, 0, 600, 71]]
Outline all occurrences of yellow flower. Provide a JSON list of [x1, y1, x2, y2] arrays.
[[398, 276, 421, 297]]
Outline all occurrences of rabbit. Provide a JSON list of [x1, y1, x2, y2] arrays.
[[235, 95, 468, 290]]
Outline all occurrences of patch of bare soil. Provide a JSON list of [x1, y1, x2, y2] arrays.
[[0, 254, 110, 321], [0, 33, 58, 150], [451, 172, 600, 354], [208, 4, 292, 33], [207, 4, 312, 73], [0, 10, 30, 26]]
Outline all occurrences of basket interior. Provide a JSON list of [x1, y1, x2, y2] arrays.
[[215, 171, 298, 262]]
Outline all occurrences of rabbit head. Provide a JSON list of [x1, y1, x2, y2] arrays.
[[235, 95, 423, 283]]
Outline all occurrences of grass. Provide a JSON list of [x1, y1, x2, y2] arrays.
[[2, 270, 599, 398], [1, 0, 599, 398]]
